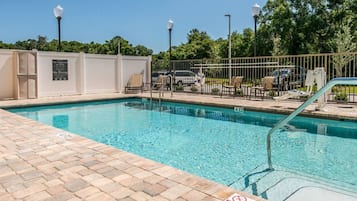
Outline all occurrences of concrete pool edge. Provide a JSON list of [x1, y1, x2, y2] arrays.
[[0, 107, 267, 200], [1, 92, 356, 122]]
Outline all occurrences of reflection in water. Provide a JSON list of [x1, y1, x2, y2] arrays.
[[53, 115, 69, 129], [125, 101, 357, 139]]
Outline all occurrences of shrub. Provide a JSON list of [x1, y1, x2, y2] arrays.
[[334, 93, 348, 102], [175, 85, 184, 91], [211, 88, 220, 95], [190, 85, 198, 92], [268, 90, 277, 97], [235, 89, 243, 96]]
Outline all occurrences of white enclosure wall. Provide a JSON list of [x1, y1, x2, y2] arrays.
[[121, 55, 151, 91], [85, 54, 118, 94], [0, 49, 151, 99], [0, 50, 14, 99], [37, 52, 81, 97]]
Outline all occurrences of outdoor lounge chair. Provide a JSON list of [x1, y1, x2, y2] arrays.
[[221, 76, 244, 97], [250, 76, 276, 99], [125, 74, 143, 93], [274, 70, 315, 101], [153, 75, 169, 90]]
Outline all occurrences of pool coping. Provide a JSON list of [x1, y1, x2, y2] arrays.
[[2, 92, 356, 121], [0, 93, 268, 201]]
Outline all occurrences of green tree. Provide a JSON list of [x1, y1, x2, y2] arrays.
[[169, 29, 215, 60], [331, 18, 356, 77]]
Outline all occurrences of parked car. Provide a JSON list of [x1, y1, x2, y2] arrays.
[[166, 70, 202, 86], [271, 66, 306, 90], [151, 70, 167, 83]]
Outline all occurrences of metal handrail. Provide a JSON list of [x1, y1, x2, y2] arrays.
[[267, 77, 357, 170]]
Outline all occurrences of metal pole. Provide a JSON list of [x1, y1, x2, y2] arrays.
[[225, 14, 232, 83], [57, 17, 62, 52], [169, 28, 173, 97], [169, 29, 172, 72], [254, 15, 257, 57]]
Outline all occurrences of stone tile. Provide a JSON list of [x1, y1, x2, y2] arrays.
[[143, 174, 165, 184], [0, 174, 24, 187], [77, 168, 95, 176], [201, 196, 221, 201], [6, 183, 26, 193], [160, 184, 192, 200], [65, 198, 82, 201], [0, 166, 15, 178], [110, 187, 135, 199], [20, 170, 43, 181], [130, 181, 167, 197], [98, 182, 122, 193], [74, 186, 101, 199], [133, 170, 154, 179], [124, 166, 144, 175], [129, 191, 152, 201], [86, 192, 115, 201], [0, 193, 16, 201], [90, 177, 113, 187], [117, 176, 142, 187], [59, 173, 81, 183], [50, 191, 76, 201], [24, 190, 51, 201], [181, 190, 208, 200], [45, 179, 63, 187], [152, 166, 178, 178], [64, 178, 89, 192], [148, 196, 169, 201], [13, 183, 47, 199], [101, 168, 123, 178], [159, 179, 178, 188], [113, 173, 132, 182], [82, 173, 104, 182], [46, 184, 66, 195]]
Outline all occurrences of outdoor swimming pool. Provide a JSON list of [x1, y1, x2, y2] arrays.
[[8, 98, 357, 200]]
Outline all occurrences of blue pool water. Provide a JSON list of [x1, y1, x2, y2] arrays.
[[8, 98, 357, 192]]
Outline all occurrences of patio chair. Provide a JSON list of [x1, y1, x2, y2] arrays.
[[153, 75, 168, 89], [125, 74, 143, 93], [274, 70, 315, 101], [221, 76, 244, 97], [249, 76, 276, 99]]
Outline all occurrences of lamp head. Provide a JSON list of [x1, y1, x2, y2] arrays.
[[252, 3, 261, 17], [167, 19, 174, 31], [54, 5, 64, 19]]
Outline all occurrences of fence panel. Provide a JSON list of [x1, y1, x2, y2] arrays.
[[152, 52, 357, 103]]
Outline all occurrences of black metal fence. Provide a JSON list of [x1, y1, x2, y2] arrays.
[[152, 52, 357, 103]]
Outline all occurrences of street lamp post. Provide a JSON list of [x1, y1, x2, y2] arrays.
[[53, 5, 64, 52], [167, 19, 174, 96], [252, 3, 260, 57], [225, 14, 232, 83]]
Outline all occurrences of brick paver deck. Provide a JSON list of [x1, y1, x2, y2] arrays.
[[0, 92, 356, 201]]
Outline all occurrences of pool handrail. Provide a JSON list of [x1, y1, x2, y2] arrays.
[[267, 77, 357, 170]]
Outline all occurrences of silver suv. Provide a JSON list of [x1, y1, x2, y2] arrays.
[[167, 70, 199, 86]]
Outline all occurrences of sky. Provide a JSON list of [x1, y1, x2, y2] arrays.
[[0, 0, 267, 53]]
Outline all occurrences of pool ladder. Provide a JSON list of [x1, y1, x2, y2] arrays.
[[267, 77, 357, 170], [150, 75, 173, 104]]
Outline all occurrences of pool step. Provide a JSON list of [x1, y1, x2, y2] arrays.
[[230, 166, 357, 201]]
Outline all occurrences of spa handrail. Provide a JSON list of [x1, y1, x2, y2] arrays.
[[267, 77, 357, 170]]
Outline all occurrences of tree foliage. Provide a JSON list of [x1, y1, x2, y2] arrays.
[[1, 0, 356, 62], [0, 35, 153, 56]]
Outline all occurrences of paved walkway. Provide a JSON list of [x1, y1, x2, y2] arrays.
[[0, 92, 356, 201]]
